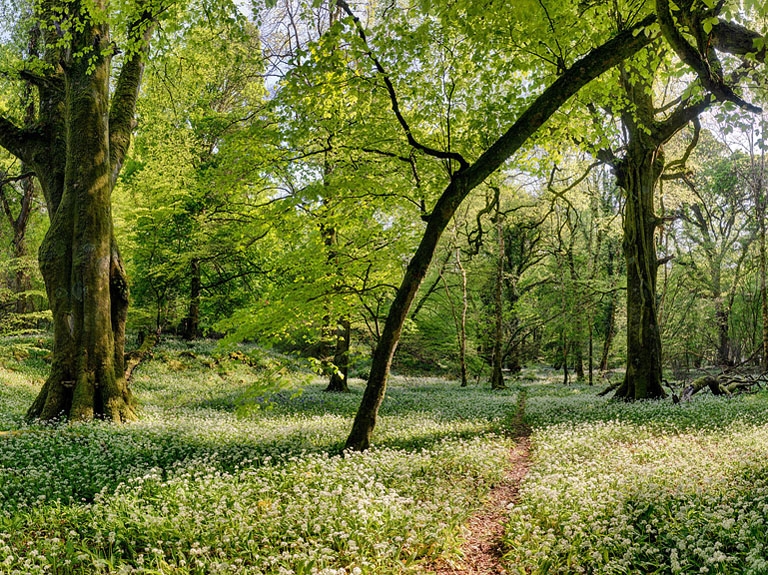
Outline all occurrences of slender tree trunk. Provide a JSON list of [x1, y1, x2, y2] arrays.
[[490, 214, 506, 390], [325, 318, 351, 392], [759, 193, 768, 370], [574, 343, 585, 381], [715, 302, 730, 366], [457, 245, 469, 387], [588, 322, 594, 385], [562, 335, 569, 385], [599, 248, 617, 372], [184, 258, 201, 340]]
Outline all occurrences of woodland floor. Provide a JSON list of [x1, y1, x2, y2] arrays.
[[5, 337, 768, 573], [431, 394, 532, 575]]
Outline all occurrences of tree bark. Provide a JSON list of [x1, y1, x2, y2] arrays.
[[490, 212, 506, 390], [613, 138, 666, 400], [715, 302, 730, 366], [457, 244, 469, 387], [599, 246, 618, 372], [184, 258, 201, 340], [758, 179, 768, 371], [344, 18, 656, 450], [18, 4, 153, 422]]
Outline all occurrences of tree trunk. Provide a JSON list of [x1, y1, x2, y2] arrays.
[[562, 336, 569, 385], [599, 247, 617, 372], [759, 193, 768, 371], [490, 213, 506, 390], [22, 4, 152, 422], [588, 322, 594, 385], [613, 139, 666, 400], [325, 318, 351, 392], [715, 302, 730, 366], [457, 245, 469, 387], [184, 258, 201, 340]]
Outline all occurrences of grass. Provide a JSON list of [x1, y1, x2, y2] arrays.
[[0, 336, 518, 574], [504, 376, 768, 574]]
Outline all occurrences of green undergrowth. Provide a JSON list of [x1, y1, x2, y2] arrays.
[[0, 335, 518, 574], [504, 378, 768, 574]]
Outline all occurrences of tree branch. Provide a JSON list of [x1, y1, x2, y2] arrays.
[[0, 117, 43, 165], [335, 0, 469, 170], [711, 20, 766, 62], [653, 95, 713, 143], [656, 0, 761, 113], [109, 12, 155, 187]]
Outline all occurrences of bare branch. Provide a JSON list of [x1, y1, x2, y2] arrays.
[[335, 0, 469, 170]]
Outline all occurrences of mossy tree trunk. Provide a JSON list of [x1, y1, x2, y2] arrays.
[[611, 56, 711, 400], [613, 137, 666, 399], [0, 2, 153, 421]]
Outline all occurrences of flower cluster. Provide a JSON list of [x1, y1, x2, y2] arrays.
[[504, 380, 768, 574], [0, 338, 517, 574]]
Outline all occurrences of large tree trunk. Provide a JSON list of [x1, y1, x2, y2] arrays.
[[28, 20, 134, 422], [613, 138, 666, 400], [20, 3, 152, 422]]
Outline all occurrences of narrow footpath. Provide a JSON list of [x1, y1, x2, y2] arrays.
[[430, 392, 532, 575]]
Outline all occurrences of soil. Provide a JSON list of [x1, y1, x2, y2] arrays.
[[428, 395, 533, 574]]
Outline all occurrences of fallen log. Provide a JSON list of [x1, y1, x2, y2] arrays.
[[681, 372, 765, 401]]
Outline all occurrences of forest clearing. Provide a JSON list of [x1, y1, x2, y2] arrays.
[[0, 336, 766, 573], [1, 0, 768, 572]]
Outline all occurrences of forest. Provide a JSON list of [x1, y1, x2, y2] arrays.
[[0, 0, 767, 572]]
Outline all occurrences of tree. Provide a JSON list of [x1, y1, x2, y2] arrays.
[[341, 0, 766, 447], [674, 136, 752, 366], [0, 0, 162, 420], [117, 12, 268, 337], [341, 2, 658, 450], [610, 0, 765, 399]]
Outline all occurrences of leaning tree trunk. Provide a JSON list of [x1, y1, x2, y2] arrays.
[[343, 20, 656, 451], [613, 139, 666, 400]]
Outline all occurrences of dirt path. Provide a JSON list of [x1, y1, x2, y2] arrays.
[[428, 394, 532, 575]]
